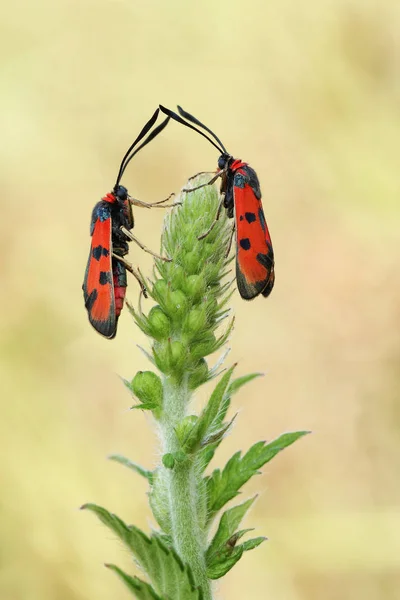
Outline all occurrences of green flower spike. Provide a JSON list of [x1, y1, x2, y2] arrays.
[[82, 176, 309, 600]]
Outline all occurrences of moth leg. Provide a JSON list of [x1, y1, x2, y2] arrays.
[[225, 222, 236, 257], [187, 170, 217, 181], [120, 226, 172, 262], [182, 170, 223, 193], [128, 192, 180, 209], [137, 279, 145, 313], [112, 252, 148, 298], [198, 195, 224, 241]]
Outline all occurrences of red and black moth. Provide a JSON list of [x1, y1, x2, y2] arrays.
[[159, 105, 275, 300], [83, 108, 173, 339]]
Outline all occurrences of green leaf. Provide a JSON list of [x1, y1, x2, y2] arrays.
[[122, 376, 137, 396], [207, 547, 243, 579], [200, 414, 237, 447], [206, 535, 266, 580], [108, 454, 153, 484], [205, 498, 267, 580], [207, 349, 230, 381], [195, 372, 261, 471], [206, 431, 310, 522], [149, 468, 171, 534], [137, 345, 157, 366], [131, 401, 160, 412], [226, 372, 263, 397], [207, 497, 256, 560], [208, 392, 230, 433], [106, 564, 163, 600], [126, 303, 152, 337], [241, 536, 266, 552], [224, 527, 254, 545], [82, 504, 202, 599], [196, 445, 217, 474], [207, 372, 262, 435], [183, 365, 236, 453]]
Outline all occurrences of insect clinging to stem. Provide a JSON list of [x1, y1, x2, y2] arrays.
[[83, 108, 176, 339], [159, 105, 275, 300]]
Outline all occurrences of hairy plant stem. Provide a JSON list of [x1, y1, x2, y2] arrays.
[[160, 377, 212, 600], [83, 177, 308, 600]]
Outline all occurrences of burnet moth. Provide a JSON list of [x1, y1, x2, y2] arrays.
[[159, 105, 275, 300], [83, 108, 174, 339]]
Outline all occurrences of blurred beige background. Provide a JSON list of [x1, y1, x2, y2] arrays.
[[1, 1, 399, 599]]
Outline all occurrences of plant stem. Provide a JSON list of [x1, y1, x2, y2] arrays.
[[160, 377, 213, 600]]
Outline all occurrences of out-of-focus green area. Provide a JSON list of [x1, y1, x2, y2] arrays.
[[1, 1, 399, 599]]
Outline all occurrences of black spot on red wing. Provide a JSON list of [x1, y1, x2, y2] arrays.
[[240, 238, 251, 250], [245, 212, 256, 223], [85, 289, 98, 310], [99, 271, 112, 285], [239, 215, 244, 221], [261, 268, 275, 297], [92, 246, 109, 261], [257, 252, 274, 267], [258, 208, 266, 232], [92, 246, 102, 260]]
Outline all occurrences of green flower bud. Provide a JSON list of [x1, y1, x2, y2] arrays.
[[175, 415, 198, 446], [182, 231, 198, 253], [188, 359, 209, 390], [162, 450, 187, 470], [169, 264, 186, 290], [131, 371, 163, 412], [169, 340, 186, 370], [147, 306, 171, 340], [204, 262, 222, 285], [181, 274, 206, 302], [173, 450, 187, 464], [153, 342, 170, 374], [182, 250, 200, 275], [153, 340, 187, 375], [202, 242, 221, 260], [183, 307, 207, 337], [204, 297, 219, 323], [162, 453, 175, 469], [190, 334, 217, 360], [152, 279, 169, 302], [165, 290, 188, 321]]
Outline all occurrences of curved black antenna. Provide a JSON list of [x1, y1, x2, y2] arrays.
[[159, 105, 226, 155], [114, 108, 160, 189], [117, 116, 170, 183], [177, 105, 227, 154]]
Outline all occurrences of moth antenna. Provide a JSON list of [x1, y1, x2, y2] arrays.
[[177, 105, 227, 153], [118, 116, 170, 181], [114, 108, 160, 189], [159, 105, 225, 155]]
